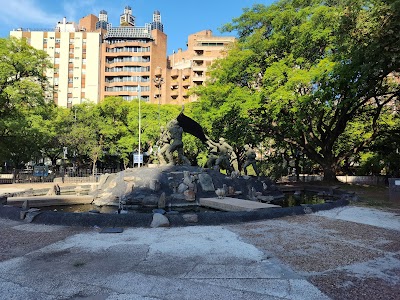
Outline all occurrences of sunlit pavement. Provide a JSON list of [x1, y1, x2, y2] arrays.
[[0, 205, 399, 300]]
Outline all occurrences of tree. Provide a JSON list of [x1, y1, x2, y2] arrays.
[[195, 0, 400, 180], [58, 103, 104, 174], [361, 109, 400, 177], [40, 106, 72, 167], [97, 97, 181, 168], [0, 37, 53, 167]]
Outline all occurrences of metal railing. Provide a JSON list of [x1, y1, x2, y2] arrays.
[[0, 168, 120, 184]]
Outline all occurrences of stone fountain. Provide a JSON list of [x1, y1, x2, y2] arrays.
[[91, 112, 283, 211], [91, 165, 282, 210]]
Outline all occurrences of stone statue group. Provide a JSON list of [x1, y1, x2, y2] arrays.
[[156, 119, 190, 166], [156, 118, 259, 177]]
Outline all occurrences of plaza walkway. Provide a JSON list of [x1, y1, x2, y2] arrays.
[[0, 194, 399, 299]]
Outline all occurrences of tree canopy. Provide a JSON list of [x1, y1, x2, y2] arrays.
[[0, 37, 54, 167], [193, 0, 400, 180]]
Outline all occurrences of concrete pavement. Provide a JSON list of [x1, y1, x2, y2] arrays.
[[0, 206, 399, 300]]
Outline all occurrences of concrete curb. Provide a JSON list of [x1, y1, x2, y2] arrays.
[[0, 199, 349, 228]]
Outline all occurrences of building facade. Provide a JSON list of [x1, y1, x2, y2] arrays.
[[11, 20, 101, 107], [10, 7, 234, 107], [166, 30, 235, 104], [100, 10, 167, 103]]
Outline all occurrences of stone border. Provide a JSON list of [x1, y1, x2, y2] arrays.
[[0, 198, 349, 228]]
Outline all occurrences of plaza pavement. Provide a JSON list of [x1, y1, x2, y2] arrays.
[[0, 184, 399, 299]]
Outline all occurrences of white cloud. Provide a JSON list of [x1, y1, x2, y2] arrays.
[[0, 0, 62, 28], [62, 0, 100, 23]]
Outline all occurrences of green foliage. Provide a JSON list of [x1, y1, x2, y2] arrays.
[[195, 0, 400, 180], [2, 1, 399, 178], [0, 37, 53, 166], [55, 97, 182, 170]]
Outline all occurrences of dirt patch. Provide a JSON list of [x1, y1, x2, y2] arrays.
[[230, 214, 400, 300], [0, 218, 84, 262]]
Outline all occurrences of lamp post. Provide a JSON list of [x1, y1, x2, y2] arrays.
[[138, 85, 141, 168], [153, 74, 164, 129]]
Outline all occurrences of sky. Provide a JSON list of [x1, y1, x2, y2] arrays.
[[0, 0, 275, 55]]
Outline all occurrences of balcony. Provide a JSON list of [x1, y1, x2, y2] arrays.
[[192, 65, 206, 72], [193, 71, 204, 78], [170, 69, 179, 77], [182, 69, 191, 78], [192, 56, 204, 62], [193, 79, 205, 86]]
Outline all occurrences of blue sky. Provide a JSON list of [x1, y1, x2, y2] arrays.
[[0, 0, 275, 55]]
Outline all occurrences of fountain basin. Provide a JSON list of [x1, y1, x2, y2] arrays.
[[6, 195, 94, 207]]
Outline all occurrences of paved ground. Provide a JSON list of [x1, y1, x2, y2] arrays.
[[0, 204, 399, 300], [1, 183, 399, 299]]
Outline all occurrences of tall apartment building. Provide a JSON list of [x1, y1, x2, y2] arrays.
[[166, 30, 235, 104], [100, 9, 167, 103], [10, 17, 102, 107], [10, 7, 234, 107]]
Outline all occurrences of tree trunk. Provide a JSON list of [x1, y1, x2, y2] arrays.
[[306, 150, 338, 182], [295, 156, 300, 181], [92, 158, 97, 176], [322, 165, 338, 182]]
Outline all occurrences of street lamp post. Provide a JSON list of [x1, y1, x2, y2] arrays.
[[138, 86, 141, 168], [153, 74, 164, 129]]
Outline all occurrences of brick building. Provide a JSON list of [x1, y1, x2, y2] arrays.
[[10, 6, 235, 107]]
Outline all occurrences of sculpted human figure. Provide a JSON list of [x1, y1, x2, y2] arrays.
[[242, 144, 260, 176], [206, 137, 238, 175], [156, 126, 171, 164], [205, 139, 219, 169], [165, 119, 190, 165]]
